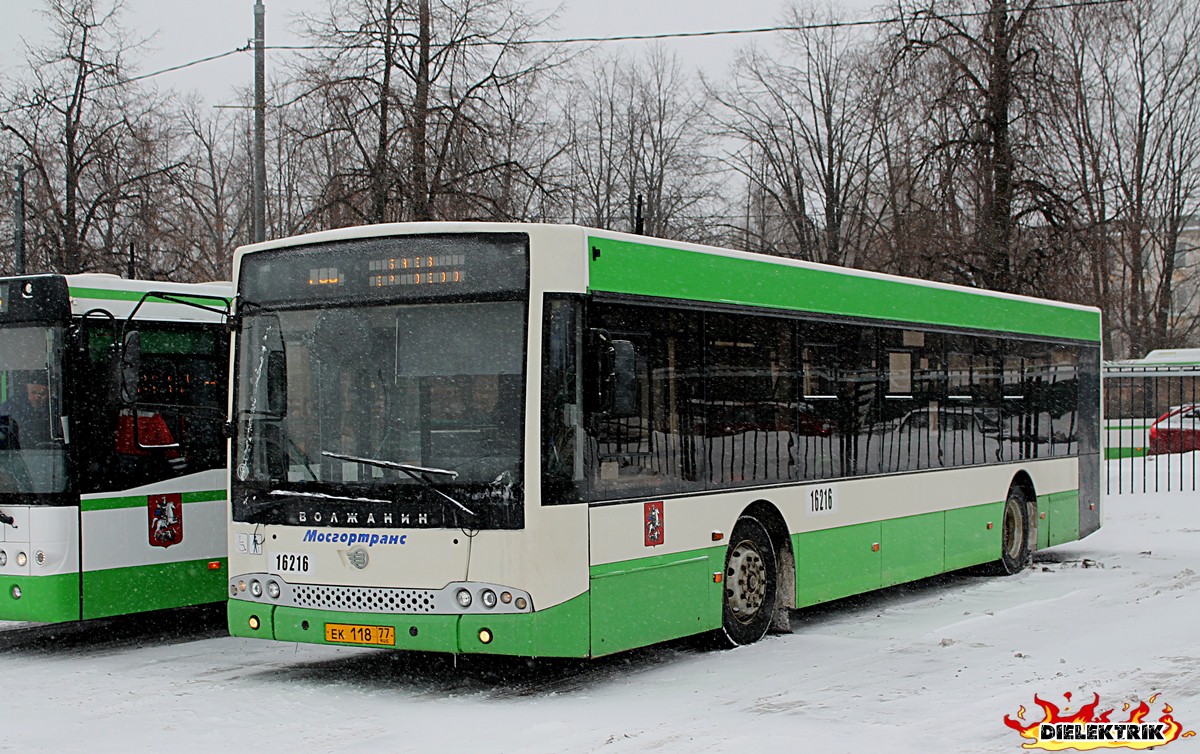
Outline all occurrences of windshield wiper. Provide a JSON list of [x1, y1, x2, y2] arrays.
[[321, 451, 474, 516], [322, 451, 458, 479], [0, 511, 15, 528]]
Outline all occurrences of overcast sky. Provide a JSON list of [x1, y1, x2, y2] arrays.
[[0, 0, 880, 105]]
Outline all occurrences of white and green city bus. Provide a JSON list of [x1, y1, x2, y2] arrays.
[[227, 223, 1100, 656], [0, 274, 231, 623]]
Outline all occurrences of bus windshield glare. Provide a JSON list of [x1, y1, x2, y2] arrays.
[[233, 234, 529, 529], [0, 325, 67, 495]]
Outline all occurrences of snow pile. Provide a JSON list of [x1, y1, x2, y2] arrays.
[[2, 457, 1199, 753]]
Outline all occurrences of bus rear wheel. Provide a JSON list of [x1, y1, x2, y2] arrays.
[[720, 517, 778, 647], [992, 486, 1031, 575]]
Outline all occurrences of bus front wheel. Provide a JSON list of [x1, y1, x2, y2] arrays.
[[720, 517, 778, 647]]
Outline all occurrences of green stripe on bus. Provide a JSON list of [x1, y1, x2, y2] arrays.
[[81, 489, 226, 512], [1105, 447, 1148, 459], [68, 286, 230, 308], [587, 237, 1101, 342], [81, 557, 227, 620]]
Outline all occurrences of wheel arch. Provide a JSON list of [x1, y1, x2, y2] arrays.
[[738, 499, 795, 613], [1010, 470, 1038, 548]]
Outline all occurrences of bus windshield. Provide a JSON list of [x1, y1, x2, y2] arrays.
[[234, 300, 525, 525], [0, 325, 67, 494]]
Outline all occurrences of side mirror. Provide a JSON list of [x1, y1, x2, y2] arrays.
[[267, 350, 287, 416], [118, 331, 141, 406]]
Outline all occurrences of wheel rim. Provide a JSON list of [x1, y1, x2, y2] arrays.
[[1003, 498, 1024, 560], [727, 538, 768, 624]]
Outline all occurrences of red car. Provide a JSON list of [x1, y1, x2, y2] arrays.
[[1149, 404, 1200, 454]]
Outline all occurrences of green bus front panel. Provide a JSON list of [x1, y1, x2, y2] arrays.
[[0, 572, 80, 622], [589, 548, 723, 657], [230, 594, 594, 658], [81, 558, 227, 620], [459, 593, 591, 657], [794, 522, 883, 608], [944, 503, 1004, 571]]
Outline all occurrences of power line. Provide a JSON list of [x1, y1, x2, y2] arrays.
[[270, 0, 1128, 48], [0, 45, 250, 117], [0, 0, 1129, 118]]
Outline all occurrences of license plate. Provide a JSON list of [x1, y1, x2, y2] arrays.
[[325, 623, 396, 646]]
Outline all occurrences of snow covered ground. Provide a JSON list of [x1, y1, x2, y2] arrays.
[[3, 458, 1200, 753]]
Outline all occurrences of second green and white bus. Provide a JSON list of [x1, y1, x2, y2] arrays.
[[0, 274, 231, 623], [227, 223, 1100, 656]]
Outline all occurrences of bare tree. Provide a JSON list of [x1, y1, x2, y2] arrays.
[[562, 48, 719, 239], [0, 0, 174, 274], [891, 0, 1053, 293], [289, 0, 564, 226], [709, 7, 875, 265]]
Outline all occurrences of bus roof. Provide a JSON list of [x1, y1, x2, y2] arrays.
[[0, 273, 231, 323], [232, 222, 1101, 342]]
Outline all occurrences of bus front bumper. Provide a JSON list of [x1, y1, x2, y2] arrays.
[[227, 594, 591, 658]]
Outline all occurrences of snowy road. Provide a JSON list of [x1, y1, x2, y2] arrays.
[[3, 460, 1200, 753]]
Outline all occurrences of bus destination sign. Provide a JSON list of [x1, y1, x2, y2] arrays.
[[240, 233, 528, 306]]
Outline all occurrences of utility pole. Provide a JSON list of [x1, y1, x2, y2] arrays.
[[253, 1, 267, 243], [13, 165, 25, 275]]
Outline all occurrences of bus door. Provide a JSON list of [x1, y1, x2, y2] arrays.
[[74, 300, 230, 619]]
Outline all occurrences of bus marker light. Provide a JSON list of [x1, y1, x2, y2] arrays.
[[478, 628, 493, 644], [238, 581, 247, 592], [15, 552, 26, 567], [207, 561, 222, 571], [11, 585, 21, 599], [872, 543, 880, 552], [515, 597, 527, 610], [713, 572, 723, 584], [500, 591, 512, 604], [1041, 512, 1047, 520], [987, 522, 994, 529], [248, 615, 261, 630], [711, 531, 724, 541]]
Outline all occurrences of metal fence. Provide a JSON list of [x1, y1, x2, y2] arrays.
[[1104, 362, 1200, 494]]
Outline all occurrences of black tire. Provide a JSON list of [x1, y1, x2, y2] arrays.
[[993, 485, 1031, 575], [720, 517, 778, 647]]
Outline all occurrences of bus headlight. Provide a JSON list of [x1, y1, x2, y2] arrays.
[[266, 581, 280, 599], [455, 588, 472, 608], [0, 550, 6, 566], [34, 551, 45, 566], [480, 589, 497, 609], [250, 579, 263, 598], [15, 552, 26, 567]]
